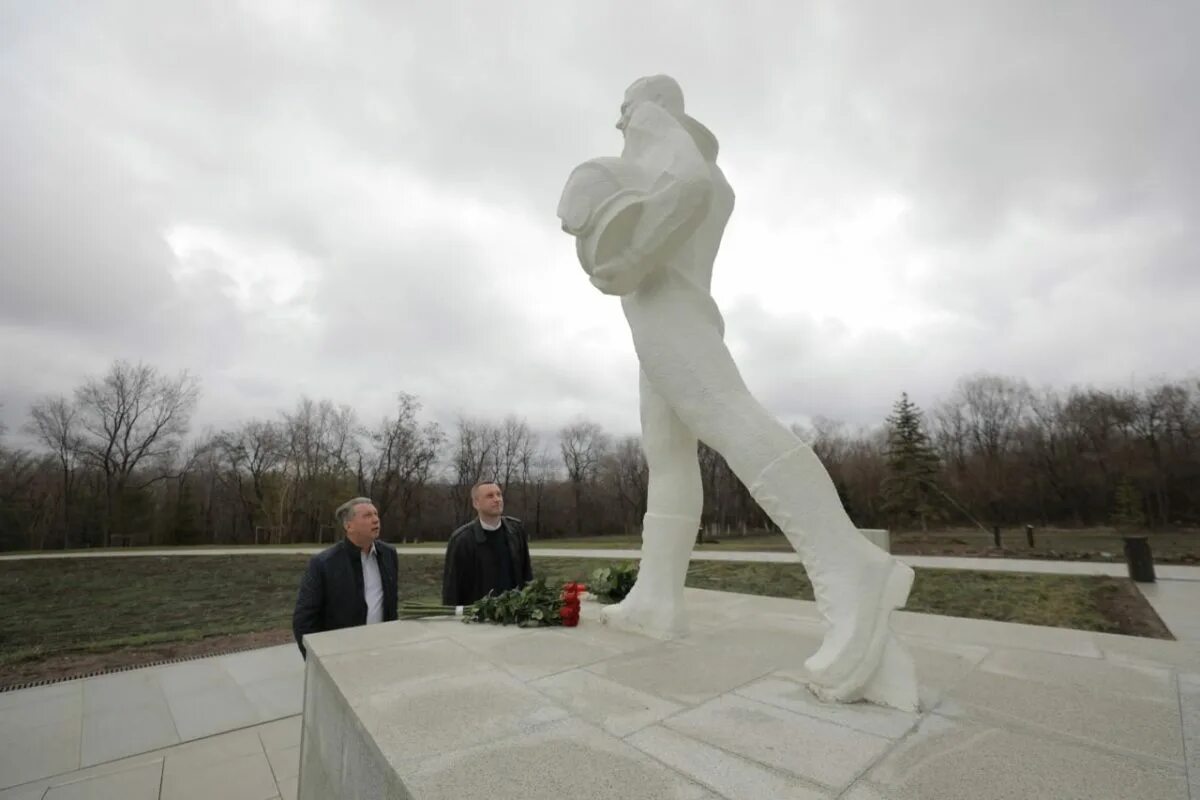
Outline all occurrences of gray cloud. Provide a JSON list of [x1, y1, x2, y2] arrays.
[[2, 1, 1197, 449]]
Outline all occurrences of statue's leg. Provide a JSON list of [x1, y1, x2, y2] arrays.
[[600, 369, 703, 637], [626, 296, 914, 702]]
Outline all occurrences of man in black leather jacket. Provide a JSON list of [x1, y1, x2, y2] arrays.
[[292, 497, 399, 657], [442, 482, 533, 606]]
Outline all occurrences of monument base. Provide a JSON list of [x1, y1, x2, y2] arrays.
[[299, 588, 1195, 799]]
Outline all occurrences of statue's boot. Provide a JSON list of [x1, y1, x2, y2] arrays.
[[599, 512, 696, 638], [748, 445, 914, 699]]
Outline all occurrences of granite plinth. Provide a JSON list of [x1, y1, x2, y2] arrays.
[[297, 589, 1194, 800]]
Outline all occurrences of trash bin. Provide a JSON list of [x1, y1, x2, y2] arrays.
[[1122, 535, 1156, 583]]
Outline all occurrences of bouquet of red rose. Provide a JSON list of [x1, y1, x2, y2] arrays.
[[558, 581, 585, 627], [399, 578, 588, 628]]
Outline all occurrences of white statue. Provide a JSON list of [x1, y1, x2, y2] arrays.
[[557, 75, 918, 710]]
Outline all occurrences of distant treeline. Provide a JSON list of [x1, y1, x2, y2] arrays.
[[1, 361, 1196, 551]]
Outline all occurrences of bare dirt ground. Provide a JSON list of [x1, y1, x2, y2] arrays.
[[0, 629, 294, 691]]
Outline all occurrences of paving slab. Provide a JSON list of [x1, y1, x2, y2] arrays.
[[1140, 579, 1200, 642], [164, 681, 260, 742], [662, 693, 892, 792], [892, 611, 1105, 658], [399, 717, 719, 800], [528, 668, 684, 737], [626, 724, 832, 800], [265, 744, 299, 786], [368, 669, 571, 769], [0, 680, 82, 728], [256, 716, 302, 754], [585, 639, 773, 706], [276, 775, 298, 800], [241, 671, 304, 722], [216, 645, 303, 687], [81, 697, 181, 767], [865, 713, 1188, 800], [0, 715, 81, 790], [451, 625, 625, 682], [975, 645, 1177, 702], [155, 660, 235, 697], [939, 666, 1184, 763], [160, 749, 278, 800], [735, 675, 918, 739], [42, 760, 162, 800], [1093, 631, 1200, 671], [0, 717, 300, 800]]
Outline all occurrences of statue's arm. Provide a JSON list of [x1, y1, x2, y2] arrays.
[[591, 104, 713, 295]]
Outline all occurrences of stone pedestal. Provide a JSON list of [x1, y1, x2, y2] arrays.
[[298, 589, 1195, 800]]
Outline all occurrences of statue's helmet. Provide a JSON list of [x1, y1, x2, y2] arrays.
[[557, 156, 654, 278]]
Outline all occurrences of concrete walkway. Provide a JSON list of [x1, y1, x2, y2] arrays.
[[0, 645, 303, 798]]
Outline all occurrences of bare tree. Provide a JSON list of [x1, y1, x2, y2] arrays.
[[280, 397, 358, 543], [559, 419, 609, 536], [527, 444, 558, 538], [602, 436, 648, 535], [361, 393, 443, 538], [495, 415, 533, 491], [449, 416, 499, 521], [73, 361, 200, 545], [214, 419, 285, 543], [26, 396, 81, 549]]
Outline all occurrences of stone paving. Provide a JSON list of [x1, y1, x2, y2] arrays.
[[0, 646, 303, 798]]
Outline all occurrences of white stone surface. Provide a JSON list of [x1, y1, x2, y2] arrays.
[[557, 74, 916, 708], [295, 589, 1199, 799]]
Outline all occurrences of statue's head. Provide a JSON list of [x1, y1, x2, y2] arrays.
[[617, 74, 685, 132]]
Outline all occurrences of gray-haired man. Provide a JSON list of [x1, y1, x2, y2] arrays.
[[292, 497, 399, 657]]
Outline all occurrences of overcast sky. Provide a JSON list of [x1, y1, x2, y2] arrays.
[[2, 1, 1197, 448]]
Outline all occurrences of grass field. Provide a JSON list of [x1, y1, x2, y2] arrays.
[[0, 553, 1169, 688]]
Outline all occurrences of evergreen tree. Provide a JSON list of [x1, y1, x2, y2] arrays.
[[1111, 478, 1145, 532], [882, 392, 943, 531]]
